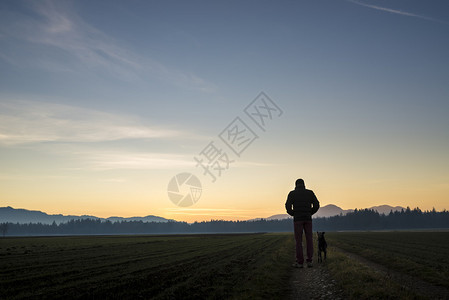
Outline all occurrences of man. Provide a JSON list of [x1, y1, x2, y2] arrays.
[[285, 178, 320, 268]]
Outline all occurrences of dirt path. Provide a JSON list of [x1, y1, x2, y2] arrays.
[[290, 247, 449, 299], [289, 263, 344, 300], [336, 247, 449, 300]]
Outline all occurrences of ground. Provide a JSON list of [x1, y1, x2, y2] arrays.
[[290, 244, 449, 300], [335, 247, 449, 299], [290, 262, 344, 300]]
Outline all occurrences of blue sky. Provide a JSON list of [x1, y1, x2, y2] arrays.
[[1, 0, 448, 221]]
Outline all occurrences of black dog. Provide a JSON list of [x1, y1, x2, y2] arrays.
[[317, 232, 327, 263]]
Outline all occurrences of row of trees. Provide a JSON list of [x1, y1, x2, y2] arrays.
[[314, 207, 448, 231], [1, 207, 448, 236]]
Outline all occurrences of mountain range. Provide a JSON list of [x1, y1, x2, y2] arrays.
[[0, 206, 172, 224], [252, 204, 405, 221], [0, 205, 406, 224]]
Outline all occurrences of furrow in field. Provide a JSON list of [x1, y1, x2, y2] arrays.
[[334, 246, 449, 300], [1, 234, 286, 299]]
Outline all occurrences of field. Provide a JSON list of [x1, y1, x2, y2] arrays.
[[325, 231, 449, 299], [1, 231, 449, 299], [327, 232, 449, 288], [0, 233, 293, 299]]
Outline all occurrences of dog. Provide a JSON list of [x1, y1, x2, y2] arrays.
[[317, 232, 327, 263]]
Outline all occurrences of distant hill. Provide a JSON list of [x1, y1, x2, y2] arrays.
[[369, 205, 405, 215], [315, 204, 353, 218], [0, 206, 172, 224], [264, 204, 405, 220]]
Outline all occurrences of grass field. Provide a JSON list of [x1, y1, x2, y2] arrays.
[[324, 231, 449, 299], [0, 233, 294, 299], [326, 231, 449, 289], [2, 231, 449, 299]]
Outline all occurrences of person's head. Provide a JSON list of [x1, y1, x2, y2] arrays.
[[295, 178, 305, 189]]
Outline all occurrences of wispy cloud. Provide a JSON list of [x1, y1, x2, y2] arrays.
[[0, 98, 280, 171], [347, 0, 448, 25], [164, 208, 275, 220], [0, 98, 206, 171], [0, 0, 216, 91], [165, 208, 254, 218], [78, 153, 280, 171], [236, 161, 283, 168], [165, 208, 252, 212], [58, 146, 277, 171], [0, 1, 140, 79], [79, 151, 195, 170], [0, 99, 182, 145]]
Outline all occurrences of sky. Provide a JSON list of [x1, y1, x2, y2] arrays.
[[1, 0, 448, 222]]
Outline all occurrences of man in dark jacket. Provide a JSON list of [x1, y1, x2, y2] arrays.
[[285, 179, 320, 268]]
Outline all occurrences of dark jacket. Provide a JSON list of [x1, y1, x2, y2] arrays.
[[285, 186, 320, 221]]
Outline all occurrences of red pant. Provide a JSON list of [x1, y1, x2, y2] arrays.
[[293, 220, 313, 264]]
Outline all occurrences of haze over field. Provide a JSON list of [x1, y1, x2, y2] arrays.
[[1, 1, 448, 222]]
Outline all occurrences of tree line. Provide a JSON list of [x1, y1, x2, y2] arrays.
[[1, 207, 448, 236]]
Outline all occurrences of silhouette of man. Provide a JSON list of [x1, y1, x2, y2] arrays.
[[285, 178, 320, 268]]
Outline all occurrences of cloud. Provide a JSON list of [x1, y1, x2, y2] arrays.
[[98, 178, 126, 183], [164, 208, 276, 219], [165, 208, 254, 218], [165, 208, 251, 212], [0, 98, 208, 171], [0, 0, 216, 91], [71, 150, 280, 171], [0, 99, 182, 145], [347, 0, 448, 25], [236, 161, 283, 168], [80, 151, 195, 171], [0, 1, 140, 79]]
